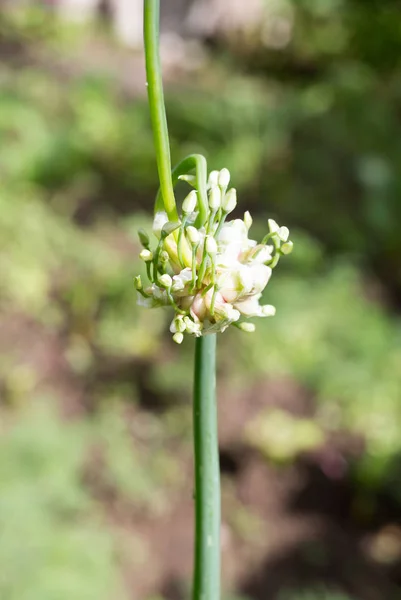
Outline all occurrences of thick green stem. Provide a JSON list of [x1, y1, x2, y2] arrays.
[[143, 0, 178, 221], [193, 335, 220, 600]]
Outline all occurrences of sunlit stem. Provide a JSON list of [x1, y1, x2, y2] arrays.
[[143, 0, 178, 221]]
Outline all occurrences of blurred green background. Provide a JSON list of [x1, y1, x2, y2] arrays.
[[1, 1, 401, 599]]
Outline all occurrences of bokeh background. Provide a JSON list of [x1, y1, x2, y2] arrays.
[[1, 1, 401, 599]]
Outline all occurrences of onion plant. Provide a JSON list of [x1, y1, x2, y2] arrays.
[[137, 1, 293, 597]]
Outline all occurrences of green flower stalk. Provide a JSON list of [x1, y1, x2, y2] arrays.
[[139, 2, 292, 598]]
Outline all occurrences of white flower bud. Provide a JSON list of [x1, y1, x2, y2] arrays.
[[153, 211, 169, 238], [278, 226, 290, 242], [139, 249, 153, 262], [281, 240, 294, 255], [182, 190, 197, 214], [134, 275, 142, 290], [261, 304, 276, 317], [178, 174, 196, 186], [208, 170, 219, 187], [268, 219, 279, 233], [218, 168, 230, 188], [186, 225, 200, 245], [238, 322, 256, 333], [206, 235, 217, 255], [222, 188, 237, 213], [160, 250, 169, 263], [244, 211, 253, 230], [172, 332, 184, 344], [159, 274, 172, 288], [209, 186, 221, 210]]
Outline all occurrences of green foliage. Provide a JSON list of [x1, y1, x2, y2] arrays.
[[0, 401, 125, 600], [246, 409, 325, 463], [228, 239, 401, 494]]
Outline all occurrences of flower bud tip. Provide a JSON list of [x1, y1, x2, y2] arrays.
[[222, 188, 237, 213], [218, 168, 230, 188], [182, 190, 197, 214], [281, 240, 294, 255], [186, 225, 200, 245], [206, 235, 217, 255], [139, 249, 153, 262], [209, 186, 221, 210], [261, 304, 276, 317], [239, 322, 256, 333], [159, 274, 173, 288], [172, 332, 184, 344]]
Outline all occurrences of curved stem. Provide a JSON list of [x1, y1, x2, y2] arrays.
[[193, 334, 220, 600], [143, 0, 178, 221], [155, 154, 209, 227]]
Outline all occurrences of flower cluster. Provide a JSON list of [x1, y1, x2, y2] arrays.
[[135, 168, 293, 343]]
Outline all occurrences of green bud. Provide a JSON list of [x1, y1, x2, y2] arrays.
[[134, 275, 142, 290], [161, 221, 180, 238], [138, 228, 150, 248], [281, 240, 293, 255]]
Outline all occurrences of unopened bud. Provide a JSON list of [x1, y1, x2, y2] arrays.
[[153, 211, 169, 238], [281, 240, 293, 255], [209, 186, 221, 210], [178, 174, 196, 186], [172, 332, 184, 344], [182, 190, 197, 214], [186, 225, 200, 245], [161, 221, 180, 238], [218, 168, 230, 188], [261, 304, 276, 317], [244, 211, 253, 230], [222, 188, 237, 213], [238, 322, 256, 333], [160, 250, 169, 263], [140, 249, 153, 262], [277, 226, 290, 242], [208, 170, 219, 187], [206, 235, 217, 255], [268, 219, 279, 233], [134, 275, 142, 290], [159, 274, 172, 288], [138, 228, 150, 248]]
